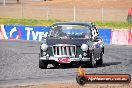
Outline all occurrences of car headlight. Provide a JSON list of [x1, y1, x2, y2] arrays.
[[83, 52, 87, 56], [81, 44, 88, 51], [41, 43, 48, 51]]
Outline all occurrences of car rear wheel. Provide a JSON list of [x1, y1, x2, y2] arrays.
[[96, 52, 103, 65], [39, 59, 48, 69]]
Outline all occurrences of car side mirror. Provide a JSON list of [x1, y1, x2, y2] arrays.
[[93, 38, 98, 42]]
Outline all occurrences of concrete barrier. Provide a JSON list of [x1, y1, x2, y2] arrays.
[[128, 29, 132, 44], [0, 24, 49, 41], [111, 29, 129, 45], [0, 28, 5, 39], [98, 28, 111, 44], [1, 24, 131, 45]]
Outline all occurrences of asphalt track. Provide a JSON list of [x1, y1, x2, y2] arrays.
[[0, 40, 132, 87]]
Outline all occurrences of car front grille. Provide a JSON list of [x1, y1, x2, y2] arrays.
[[52, 44, 76, 57]]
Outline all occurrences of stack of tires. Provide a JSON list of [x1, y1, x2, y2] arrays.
[[127, 8, 132, 23]]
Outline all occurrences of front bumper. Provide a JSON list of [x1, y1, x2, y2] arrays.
[[40, 56, 90, 63]]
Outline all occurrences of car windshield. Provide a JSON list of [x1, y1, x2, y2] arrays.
[[48, 24, 90, 39]]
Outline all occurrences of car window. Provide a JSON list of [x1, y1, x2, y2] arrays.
[[49, 25, 90, 39]]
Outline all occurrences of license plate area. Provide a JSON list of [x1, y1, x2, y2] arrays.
[[57, 58, 71, 63]]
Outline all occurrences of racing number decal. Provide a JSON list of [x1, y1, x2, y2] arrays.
[[58, 58, 71, 63]]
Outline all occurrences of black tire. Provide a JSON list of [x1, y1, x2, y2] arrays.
[[52, 62, 59, 68], [59, 63, 71, 68], [39, 59, 48, 69], [89, 51, 95, 67], [96, 52, 103, 65]]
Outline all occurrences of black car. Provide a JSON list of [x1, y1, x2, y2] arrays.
[[39, 22, 104, 69]]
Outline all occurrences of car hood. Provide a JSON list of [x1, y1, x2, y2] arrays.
[[46, 38, 88, 46]]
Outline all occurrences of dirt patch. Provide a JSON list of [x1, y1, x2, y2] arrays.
[[3, 81, 132, 88], [0, 0, 132, 21], [32, 0, 132, 9]]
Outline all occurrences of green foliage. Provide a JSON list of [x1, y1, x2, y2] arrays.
[[0, 17, 132, 28]]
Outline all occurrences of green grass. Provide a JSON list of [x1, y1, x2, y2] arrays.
[[0, 17, 132, 28], [0, 17, 60, 26], [95, 21, 132, 28]]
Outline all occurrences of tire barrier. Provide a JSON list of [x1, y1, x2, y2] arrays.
[[0, 24, 131, 45]]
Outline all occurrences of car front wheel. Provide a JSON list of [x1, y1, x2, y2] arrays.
[[89, 51, 96, 67], [52, 62, 59, 68], [96, 52, 103, 65], [39, 59, 48, 69]]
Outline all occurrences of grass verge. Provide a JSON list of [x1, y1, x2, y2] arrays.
[[0, 17, 132, 28]]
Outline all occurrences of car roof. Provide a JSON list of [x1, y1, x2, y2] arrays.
[[53, 22, 94, 27]]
